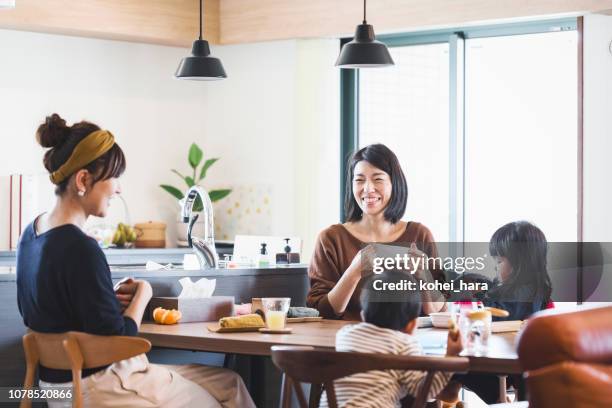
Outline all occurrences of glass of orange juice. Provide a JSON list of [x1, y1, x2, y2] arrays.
[[262, 298, 291, 330]]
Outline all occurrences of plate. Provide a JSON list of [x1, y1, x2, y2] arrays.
[[429, 312, 454, 328]]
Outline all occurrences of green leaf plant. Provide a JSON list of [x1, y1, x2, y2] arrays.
[[160, 143, 231, 212]]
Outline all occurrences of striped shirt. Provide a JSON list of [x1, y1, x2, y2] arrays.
[[319, 323, 453, 408]]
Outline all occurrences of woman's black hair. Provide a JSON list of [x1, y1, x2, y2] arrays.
[[489, 221, 552, 303], [360, 270, 421, 331], [344, 144, 407, 223], [36, 113, 126, 195]]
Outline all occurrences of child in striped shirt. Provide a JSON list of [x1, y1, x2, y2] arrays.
[[320, 270, 463, 408]]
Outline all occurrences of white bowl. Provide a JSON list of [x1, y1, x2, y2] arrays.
[[429, 312, 454, 328]]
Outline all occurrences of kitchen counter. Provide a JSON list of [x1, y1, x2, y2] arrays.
[[0, 257, 309, 387], [0, 245, 234, 267], [113, 264, 309, 305]]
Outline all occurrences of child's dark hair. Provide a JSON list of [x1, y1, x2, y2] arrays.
[[360, 270, 421, 331], [450, 273, 493, 301], [36, 113, 126, 195], [489, 221, 552, 302]]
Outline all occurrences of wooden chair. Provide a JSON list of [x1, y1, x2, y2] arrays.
[[21, 331, 151, 408], [271, 346, 470, 408]]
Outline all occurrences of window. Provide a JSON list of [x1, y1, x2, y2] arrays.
[[464, 31, 578, 241], [359, 43, 450, 241], [342, 19, 578, 243]]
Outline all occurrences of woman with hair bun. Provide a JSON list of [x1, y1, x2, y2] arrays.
[[16, 114, 255, 408]]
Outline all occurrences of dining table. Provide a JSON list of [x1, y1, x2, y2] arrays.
[[140, 319, 522, 406], [139, 319, 521, 374]]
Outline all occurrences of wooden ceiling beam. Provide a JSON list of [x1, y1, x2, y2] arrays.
[[1, 0, 611, 46], [219, 0, 612, 44], [0, 0, 219, 47]]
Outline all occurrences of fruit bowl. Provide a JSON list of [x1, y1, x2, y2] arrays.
[[113, 242, 135, 249], [112, 222, 138, 248]]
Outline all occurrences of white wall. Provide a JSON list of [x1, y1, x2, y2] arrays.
[[7, 13, 607, 260], [294, 39, 341, 260], [583, 14, 612, 242], [0, 29, 341, 255], [582, 14, 612, 303]]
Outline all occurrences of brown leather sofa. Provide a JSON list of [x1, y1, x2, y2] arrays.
[[517, 306, 612, 408]]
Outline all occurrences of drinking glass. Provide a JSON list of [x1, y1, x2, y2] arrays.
[[262, 298, 291, 330], [466, 309, 492, 355]]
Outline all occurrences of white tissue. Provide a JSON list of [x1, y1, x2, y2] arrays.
[[178, 277, 216, 299], [146, 261, 172, 270]]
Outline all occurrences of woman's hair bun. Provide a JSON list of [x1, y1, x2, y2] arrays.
[[36, 113, 70, 148]]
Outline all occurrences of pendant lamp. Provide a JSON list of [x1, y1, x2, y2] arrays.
[[175, 0, 226, 80], [335, 0, 394, 68]]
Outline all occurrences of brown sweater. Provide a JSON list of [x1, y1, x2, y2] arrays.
[[306, 222, 440, 321]]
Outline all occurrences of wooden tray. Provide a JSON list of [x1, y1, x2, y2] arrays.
[[259, 327, 293, 334], [208, 325, 264, 333], [208, 317, 323, 333]]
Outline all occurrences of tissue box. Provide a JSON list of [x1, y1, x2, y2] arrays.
[[149, 296, 235, 323]]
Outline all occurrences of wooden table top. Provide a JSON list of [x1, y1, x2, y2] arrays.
[[139, 320, 521, 374]]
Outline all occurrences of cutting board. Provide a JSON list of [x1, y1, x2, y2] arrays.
[[208, 317, 323, 333]]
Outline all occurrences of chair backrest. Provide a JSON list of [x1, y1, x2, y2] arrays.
[[21, 331, 151, 408], [517, 306, 612, 408], [518, 306, 612, 371], [271, 346, 469, 408]]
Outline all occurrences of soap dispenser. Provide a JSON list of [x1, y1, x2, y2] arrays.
[[275, 238, 300, 264], [257, 243, 270, 268]]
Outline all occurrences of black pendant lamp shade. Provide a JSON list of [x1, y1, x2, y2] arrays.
[[175, 0, 226, 80], [336, 0, 394, 68]]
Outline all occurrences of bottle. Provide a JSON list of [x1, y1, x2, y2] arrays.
[[275, 238, 301, 265], [257, 243, 270, 268], [276, 238, 291, 265]]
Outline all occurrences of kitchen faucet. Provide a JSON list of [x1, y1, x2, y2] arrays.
[[181, 186, 219, 269]]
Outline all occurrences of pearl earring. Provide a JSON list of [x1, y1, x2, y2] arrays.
[[78, 190, 85, 197]]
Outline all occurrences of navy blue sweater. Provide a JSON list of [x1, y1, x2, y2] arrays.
[[16, 221, 137, 383]]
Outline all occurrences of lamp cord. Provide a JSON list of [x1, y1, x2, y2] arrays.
[[199, 0, 203, 40], [363, 0, 367, 24]]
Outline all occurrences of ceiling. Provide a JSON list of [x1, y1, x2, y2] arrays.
[[1, 0, 612, 47]]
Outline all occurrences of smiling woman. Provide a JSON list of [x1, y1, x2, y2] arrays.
[[307, 144, 446, 320]]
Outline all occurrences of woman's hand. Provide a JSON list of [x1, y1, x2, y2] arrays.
[[115, 278, 138, 311], [122, 279, 153, 327], [328, 246, 376, 316], [348, 245, 376, 279], [115, 279, 152, 314], [407, 243, 429, 280]]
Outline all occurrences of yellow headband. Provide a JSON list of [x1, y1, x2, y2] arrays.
[[50, 130, 115, 184]]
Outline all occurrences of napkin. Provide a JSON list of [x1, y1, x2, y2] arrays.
[[146, 261, 172, 270], [178, 277, 216, 299], [287, 307, 319, 318]]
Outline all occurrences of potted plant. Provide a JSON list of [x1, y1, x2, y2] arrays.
[[160, 143, 231, 245]]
